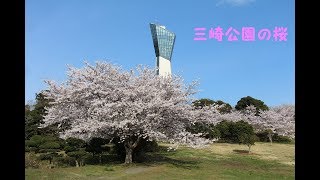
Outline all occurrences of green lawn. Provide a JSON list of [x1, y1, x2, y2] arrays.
[[25, 142, 294, 180]]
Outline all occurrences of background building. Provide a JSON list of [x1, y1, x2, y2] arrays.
[[150, 23, 176, 76]]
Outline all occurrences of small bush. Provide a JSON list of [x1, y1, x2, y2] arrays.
[[65, 137, 86, 149], [64, 145, 77, 153], [67, 150, 89, 166], [29, 135, 45, 145], [255, 130, 292, 143], [56, 138, 66, 149], [39, 149, 60, 153], [42, 136, 59, 142], [38, 153, 53, 161], [140, 140, 159, 152], [29, 135, 59, 146], [83, 154, 100, 165], [38, 152, 61, 164], [25, 140, 38, 147], [255, 131, 270, 142], [215, 120, 234, 143], [39, 142, 61, 149], [54, 156, 76, 167], [215, 120, 256, 146], [85, 137, 109, 155], [273, 134, 292, 143], [67, 151, 89, 159], [82, 154, 115, 164]]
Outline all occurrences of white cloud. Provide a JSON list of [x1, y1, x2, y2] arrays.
[[216, 0, 256, 6]]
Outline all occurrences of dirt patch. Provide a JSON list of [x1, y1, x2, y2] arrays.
[[233, 149, 258, 155]]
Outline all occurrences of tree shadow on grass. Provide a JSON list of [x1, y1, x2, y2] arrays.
[[232, 149, 260, 156], [232, 149, 259, 155], [139, 153, 200, 170], [97, 146, 200, 169], [99, 154, 200, 170], [233, 149, 250, 154], [134, 146, 201, 170]]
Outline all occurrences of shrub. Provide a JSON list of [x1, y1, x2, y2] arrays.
[[54, 156, 76, 167], [29, 135, 58, 145], [232, 121, 257, 152], [42, 136, 59, 142], [83, 154, 100, 165], [25, 140, 38, 147], [256, 130, 292, 143], [82, 153, 117, 165], [66, 137, 86, 149], [56, 138, 66, 149], [215, 120, 257, 151], [39, 142, 61, 149], [85, 137, 109, 155], [64, 145, 77, 153], [255, 130, 270, 142], [26, 135, 65, 153], [38, 153, 57, 164], [28, 147, 39, 153], [67, 151, 88, 159], [67, 150, 89, 166], [138, 139, 159, 152], [215, 120, 233, 142], [25, 135, 43, 149], [273, 134, 292, 143], [29, 135, 45, 145], [38, 149, 60, 153]]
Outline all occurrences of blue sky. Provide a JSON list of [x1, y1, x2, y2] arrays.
[[26, 0, 294, 107]]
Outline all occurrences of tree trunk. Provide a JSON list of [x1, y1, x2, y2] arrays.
[[75, 160, 79, 167], [99, 154, 102, 164], [248, 145, 251, 153], [124, 136, 141, 164], [125, 147, 133, 164], [268, 133, 273, 145]]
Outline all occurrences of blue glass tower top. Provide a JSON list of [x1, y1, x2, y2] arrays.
[[150, 23, 176, 61]]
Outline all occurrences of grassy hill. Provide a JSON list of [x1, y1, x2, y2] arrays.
[[25, 142, 294, 179]]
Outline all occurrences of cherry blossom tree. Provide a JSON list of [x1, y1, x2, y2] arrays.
[[257, 105, 295, 139], [215, 105, 295, 140], [41, 61, 212, 164]]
